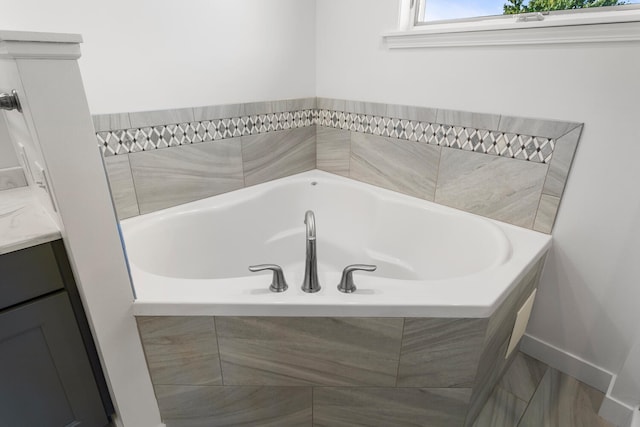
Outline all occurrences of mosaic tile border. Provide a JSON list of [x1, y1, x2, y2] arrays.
[[97, 99, 586, 168], [97, 110, 315, 156], [317, 110, 555, 164]]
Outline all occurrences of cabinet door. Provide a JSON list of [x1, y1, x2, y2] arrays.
[[0, 291, 108, 427]]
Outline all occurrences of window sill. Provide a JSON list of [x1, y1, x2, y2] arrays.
[[383, 17, 640, 48]]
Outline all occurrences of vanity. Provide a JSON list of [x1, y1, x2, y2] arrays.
[[0, 186, 112, 427]]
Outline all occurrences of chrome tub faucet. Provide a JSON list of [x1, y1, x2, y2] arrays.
[[302, 210, 321, 293]]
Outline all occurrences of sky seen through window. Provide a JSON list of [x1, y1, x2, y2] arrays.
[[423, 0, 640, 21]]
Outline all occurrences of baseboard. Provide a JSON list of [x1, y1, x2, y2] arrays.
[[520, 333, 613, 392], [599, 389, 634, 427]]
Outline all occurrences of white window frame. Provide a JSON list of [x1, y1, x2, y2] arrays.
[[384, 0, 640, 48]]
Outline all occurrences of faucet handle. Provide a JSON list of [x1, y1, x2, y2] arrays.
[[249, 264, 289, 293], [337, 264, 377, 293]]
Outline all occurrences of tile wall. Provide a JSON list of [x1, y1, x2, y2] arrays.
[[94, 98, 582, 233], [136, 257, 545, 427]]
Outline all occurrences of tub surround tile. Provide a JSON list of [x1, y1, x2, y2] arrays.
[[345, 100, 388, 116], [193, 103, 243, 121], [497, 115, 580, 140], [316, 126, 350, 177], [397, 318, 488, 388], [436, 109, 500, 130], [518, 368, 613, 427], [313, 387, 472, 427], [542, 125, 582, 198], [103, 155, 139, 219], [241, 127, 316, 187], [92, 113, 131, 132], [129, 107, 195, 128], [350, 132, 440, 201], [317, 97, 346, 111], [466, 259, 544, 425], [155, 385, 312, 427], [498, 352, 548, 403], [286, 97, 316, 112], [95, 99, 582, 232], [435, 148, 547, 228], [215, 317, 404, 386], [243, 100, 275, 116], [386, 103, 437, 123], [0, 167, 27, 191], [129, 140, 244, 214], [137, 317, 222, 386], [534, 195, 561, 234], [472, 387, 527, 427]]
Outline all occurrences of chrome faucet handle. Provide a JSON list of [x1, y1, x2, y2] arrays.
[[337, 264, 377, 293], [249, 264, 289, 293]]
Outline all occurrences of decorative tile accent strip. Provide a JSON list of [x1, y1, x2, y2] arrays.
[[317, 110, 555, 164], [97, 110, 316, 156], [94, 101, 564, 164]]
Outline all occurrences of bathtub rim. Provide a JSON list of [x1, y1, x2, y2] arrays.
[[123, 170, 552, 318]]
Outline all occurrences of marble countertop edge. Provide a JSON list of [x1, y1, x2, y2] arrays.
[[0, 186, 61, 255]]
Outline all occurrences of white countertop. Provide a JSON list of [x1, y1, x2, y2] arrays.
[[0, 186, 61, 255]]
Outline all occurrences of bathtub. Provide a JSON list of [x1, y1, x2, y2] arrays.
[[123, 170, 551, 318]]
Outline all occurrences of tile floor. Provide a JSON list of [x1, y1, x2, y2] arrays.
[[474, 351, 614, 427], [106, 351, 616, 427]]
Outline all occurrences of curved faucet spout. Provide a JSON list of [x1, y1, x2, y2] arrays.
[[302, 210, 321, 293], [304, 210, 316, 240]]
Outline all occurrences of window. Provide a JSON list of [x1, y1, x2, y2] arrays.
[[384, 0, 640, 48], [416, 0, 640, 24]]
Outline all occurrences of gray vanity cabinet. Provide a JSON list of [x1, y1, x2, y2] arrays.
[[0, 242, 110, 427]]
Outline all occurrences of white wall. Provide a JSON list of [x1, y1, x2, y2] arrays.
[[0, 0, 316, 114], [316, 0, 640, 393]]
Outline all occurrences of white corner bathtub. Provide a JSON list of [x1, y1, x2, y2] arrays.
[[123, 170, 551, 317]]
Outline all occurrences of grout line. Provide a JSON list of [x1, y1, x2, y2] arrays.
[[124, 153, 141, 218], [393, 318, 406, 388], [212, 316, 225, 386], [432, 145, 443, 203]]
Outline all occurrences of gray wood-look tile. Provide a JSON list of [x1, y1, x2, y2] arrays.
[[397, 318, 488, 388], [497, 116, 581, 139], [486, 258, 544, 343], [314, 387, 472, 427], [129, 108, 195, 128], [350, 132, 440, 201], [193, 103, 243, 121], [129, 140, 244, 214], [518, 369, 613, 427], [243, 100, 274, 116], [435, 148, 548, 228], [286, 97, 316, 111], [386, 104, 437, 123], [436, 109, 500, 130], [103, 155, 139, 219], [543, 125, 582, 198], [316, 126, 350, 177], [92, 113, 131, 132], [0, 167, 27, 191], [472, 387, 527, 427], [317, 97, 346, 111], [467, 259, 544, 426], [155, 385, 312, 427], [241, 127, 316, 187], [216, 317, 404, 386], [137, 317, 221, 386], [345, 100, 387, 116], [533, 195, 561, 234], [467, 339, 513, 427], [498, 352, 548, 403]]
